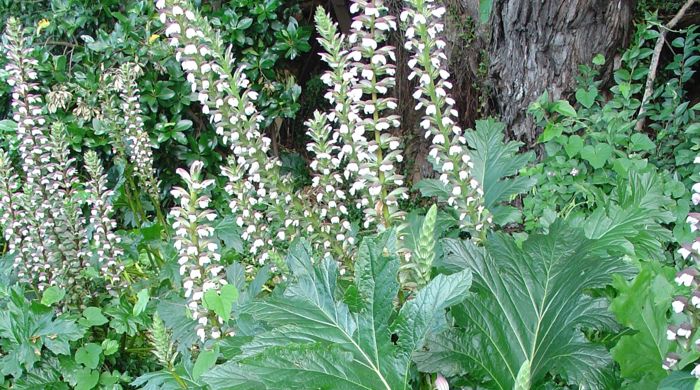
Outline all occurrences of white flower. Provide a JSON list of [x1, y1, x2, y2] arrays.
[[165, 23, 181, 36], [182, 60, 198, 71], [666, 328, 677, 342], [672, 297, 687, 313], [675, 268, 696, 286], [184, 44, 197, 55], [692, 364, 700, 378], [435, 374, 449, 390], [678, 324, 693, 338], [361, 38, 377, 49]]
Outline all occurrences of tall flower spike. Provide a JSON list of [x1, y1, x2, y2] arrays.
[[315, 7, 366, 198], [85, 150, 126, 295], [158, 0, 302, 265], [402, 0, 491, 240], [304, 111, 352, 259], [3, 17, 62, 290], [118, 64, 161, 205], [49, 123, 90, 295], [346, 0, 406, 231], [170, 160, 227, 341], [0, 150, 26, 264]]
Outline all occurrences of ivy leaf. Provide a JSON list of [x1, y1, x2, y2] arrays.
[[575, 86, 598, 108], [610, 262, 675, 388], [552, 100, 578, 118], [415, 220, 625, 388], [581, 143, 612, 169], [539, 122, 563, 142], [592, 54, 606, 65], [202, 284, 239, 323], [74, 367, 100, 390], [40, 286, 65, 307], [630, 133, 656, 152], [80, 307, 108, 327], [75, 343, 102, 370], [101, 339, 119, 356], [565, 135, 584, 157]]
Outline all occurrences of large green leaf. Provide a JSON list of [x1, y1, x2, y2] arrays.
[[202, 232, 472, 389], [415, 220, 626, 389], [582, 171, 674, 261], [610, 263, 675, 388], [464, 119, 535, 224]]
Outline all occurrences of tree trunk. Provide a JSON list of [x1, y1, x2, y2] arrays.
[[486, 0, 634, 145]]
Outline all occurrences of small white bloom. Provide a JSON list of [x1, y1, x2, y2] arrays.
[[672, 298, 686, 313]]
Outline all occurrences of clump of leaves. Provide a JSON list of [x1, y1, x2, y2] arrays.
[[202, 232, 472, 389], [0, 287, 84, 378], [523, 20, 698, 237], [416, 219, 630, 389]]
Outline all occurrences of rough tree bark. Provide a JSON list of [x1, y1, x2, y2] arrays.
[[486, 0, 634, 145]]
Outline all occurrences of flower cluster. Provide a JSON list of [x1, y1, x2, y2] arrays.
[[170, 160, 227, 341], [303, 1, 406, 259], [0, 150, 25, 261], [85, 150, 126, 295], [49, 123, 89, 291], [664, 265, 700, 376], [3, 17, 71, 290], [343, 0, 406, 230], [1, 19, 127, 300], [5, 18, 57, 289], [304, 111, 351, 258], [679, 179, 700, 260], [117, 64, 161, 205], [157, 0, 301, 266], [402, 0, 491, 239]]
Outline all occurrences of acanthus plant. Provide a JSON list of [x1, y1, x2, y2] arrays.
[[402, 0, 491, 241], [158, 0, 500, 271], [157, 0, 303, 267], [0, 18, 124, 304], [201, 232, 472, 390], [169, 160, 230, 341], [117, 64, 164, 222]]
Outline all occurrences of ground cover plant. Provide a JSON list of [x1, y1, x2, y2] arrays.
[[0, 0, 699, 389]]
